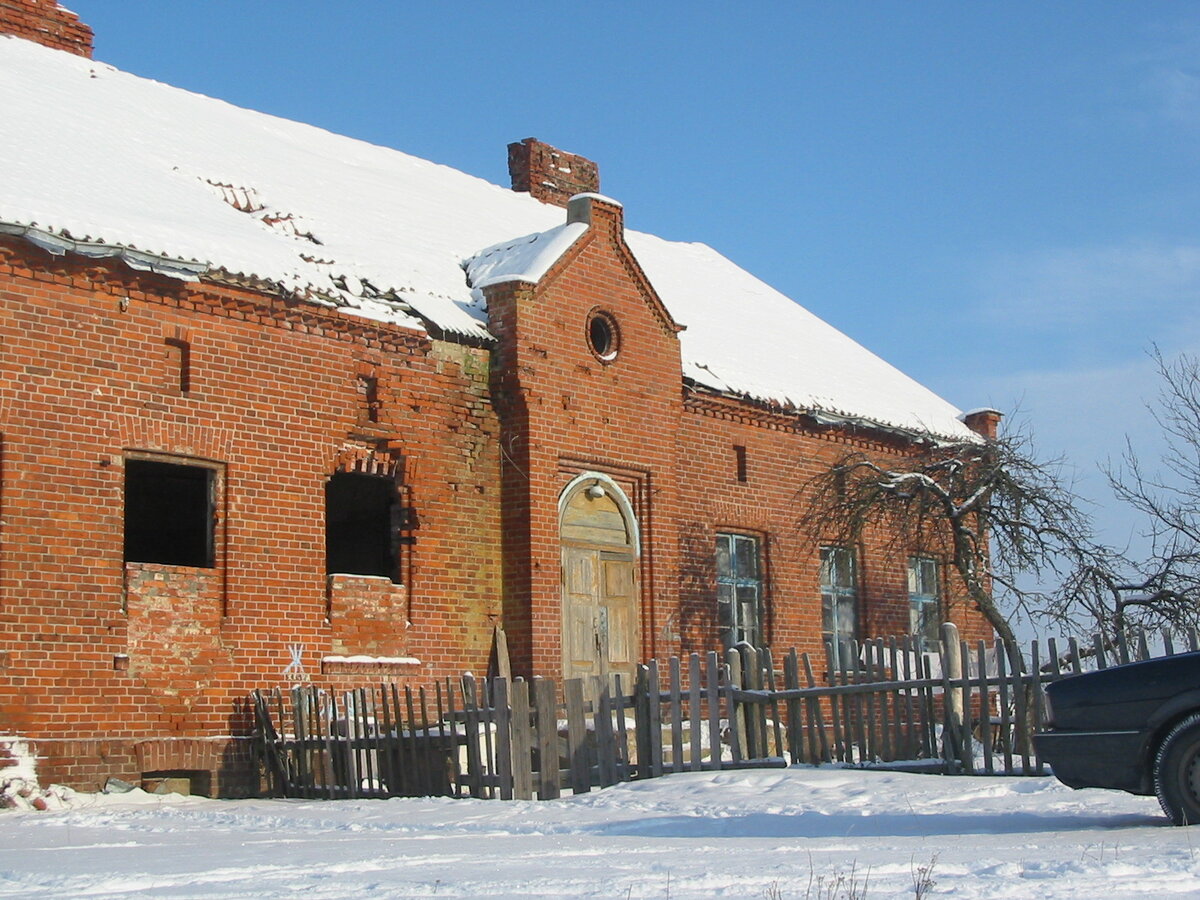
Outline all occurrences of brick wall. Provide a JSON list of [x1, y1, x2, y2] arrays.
[[0, 0, 92, 57], [487, 195, 684, 677], [327, 574, 409, 658], [675, 393, 992, 663], [0, 192, 991, 794], [486, 191, 991, 682], [0, 235, 501, 793]]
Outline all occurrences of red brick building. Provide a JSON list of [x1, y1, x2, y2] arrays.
[[0, 2, 996, 795]]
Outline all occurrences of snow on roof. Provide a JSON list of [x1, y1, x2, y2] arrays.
[[0, 35, 976, 440], [465, 222, 589, 290]]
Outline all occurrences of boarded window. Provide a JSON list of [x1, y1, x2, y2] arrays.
[[124, 459, 215, 568], [325, 471, 400, 581]]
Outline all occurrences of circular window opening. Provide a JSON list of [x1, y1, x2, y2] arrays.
[[587, 310, 620, 362]]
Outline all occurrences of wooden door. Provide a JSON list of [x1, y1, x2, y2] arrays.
[[560, 483, 639, 683]]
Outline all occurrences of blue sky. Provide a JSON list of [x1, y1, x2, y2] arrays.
[[67, 1, 1200, 546]]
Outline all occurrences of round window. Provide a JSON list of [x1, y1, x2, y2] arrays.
[[587, 310, 620, 362]]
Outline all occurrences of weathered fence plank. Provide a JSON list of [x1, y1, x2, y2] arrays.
[[493, 677, 514, 801], [511, 678, 533, 801], [669, 656, 684, 774], [565, 678, 589, 795], [534, 677, 559, 800]]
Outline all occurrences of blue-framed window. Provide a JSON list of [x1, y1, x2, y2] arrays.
[[716, 532, 764, 649], [908, 556, 941, 651], [820, 546, 858, 670]]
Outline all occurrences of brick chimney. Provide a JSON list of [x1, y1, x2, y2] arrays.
[[961, 408, 1003, 441], [508, 138, 599, 208], [0, 0, 93, 57]]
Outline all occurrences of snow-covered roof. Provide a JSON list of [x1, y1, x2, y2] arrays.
[[0, 35, 976, 441], [465, 222, 589, 291]]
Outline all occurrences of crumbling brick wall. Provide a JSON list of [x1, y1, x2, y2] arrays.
[[0, 235, 502, 793]]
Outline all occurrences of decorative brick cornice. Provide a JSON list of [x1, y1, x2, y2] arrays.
[[683, 385, 907, 452], [0, 235, 432, 355]]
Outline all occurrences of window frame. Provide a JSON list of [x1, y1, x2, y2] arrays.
[[715, 531, 766, 650], [820, 545, 859, 671], [908, 555, 941, 651]]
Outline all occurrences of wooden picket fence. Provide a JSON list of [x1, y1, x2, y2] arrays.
[[251, 623, 1200, 800]]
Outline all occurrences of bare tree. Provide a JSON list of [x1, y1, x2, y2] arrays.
[[1109, 350, 1200, 632], [801, 424, 1123, 667]]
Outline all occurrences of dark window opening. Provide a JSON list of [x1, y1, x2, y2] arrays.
[[734, 445, 747, 483], [124, 459, 215, 568], [326, 471, 401, 581]]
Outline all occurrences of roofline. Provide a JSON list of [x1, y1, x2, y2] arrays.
[[0, 221, 208, 280], [683, 377, 977, 446]]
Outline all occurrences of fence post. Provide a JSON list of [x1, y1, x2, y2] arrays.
[[940, 622, 964, 769], [956, 637, 974, 774]]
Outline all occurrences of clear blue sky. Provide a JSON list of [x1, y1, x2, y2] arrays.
[[68, 1, 1200, 545]]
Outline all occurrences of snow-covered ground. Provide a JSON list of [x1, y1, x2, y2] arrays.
[[1, 767, 1195, 899]]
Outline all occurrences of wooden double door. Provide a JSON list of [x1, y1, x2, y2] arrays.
[[559, 481, 639, 683]]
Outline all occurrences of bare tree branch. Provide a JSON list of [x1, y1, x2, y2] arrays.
[[800, 424, 1126, 664], [1108, 351, 1200, 634]]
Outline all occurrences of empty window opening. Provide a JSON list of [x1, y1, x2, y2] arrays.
[[326, 471, 401, 581], [820, 546, 858, 671], [357, 374, 380, 423], [716, 532, 764, 650], [124, 459, 215, 568], [164, 337, 191, 394], [734, 445, 747, 483]]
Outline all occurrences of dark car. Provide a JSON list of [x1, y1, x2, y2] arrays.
[[1035, 651, 1200, 825]]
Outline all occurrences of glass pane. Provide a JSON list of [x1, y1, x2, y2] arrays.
[[715, 535, 731, 578], [837, 596, 856, 638], [735, 535, 758, 579], [717, 582, 735, 627], [922, 558, 938, 594], [922, 604, 940, 647], [822, 547, 855, 589], [835, 551, 850, 588]]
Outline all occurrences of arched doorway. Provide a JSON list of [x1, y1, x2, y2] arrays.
[[559, 474, 639, 683]]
